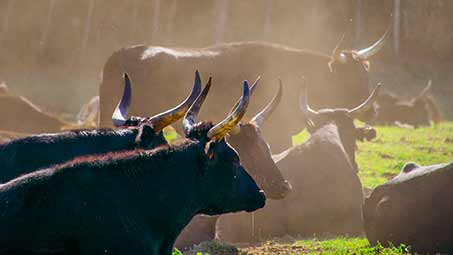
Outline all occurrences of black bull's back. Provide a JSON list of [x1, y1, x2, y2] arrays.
[[364, 162, 453, 253], [99, 42, 371, 152]]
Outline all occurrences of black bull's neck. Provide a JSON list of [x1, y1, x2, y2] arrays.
[[0, 128, 145, 183]]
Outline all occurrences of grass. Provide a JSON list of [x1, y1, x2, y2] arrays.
[[241, 238, 409, 255], [248, 122, 452, 254], [293, 122, 453, 189], [173, 122, 453, 254]]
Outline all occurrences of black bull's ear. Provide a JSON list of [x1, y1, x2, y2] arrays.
[[135, 124, 163, 148]]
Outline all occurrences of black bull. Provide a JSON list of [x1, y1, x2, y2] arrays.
[[0, 72, 201, 183], [364, 162, 453, 254], [99, 29, 389, 153], [0, 72, 265, 255]]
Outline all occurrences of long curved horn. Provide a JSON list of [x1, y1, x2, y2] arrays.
[[228, 76, 260, 114], [355, 22, 392, 60], [147, 70, 202, 132], [183, 77, 212, 135], [418, 80, 432, 98], [299, 78, 318, 120], [251, 78, 283, 127], [208, 81, 250, 140], [331, 33, 347, 63], [348, 84, 382, 118], [112, 73, 132, 127]]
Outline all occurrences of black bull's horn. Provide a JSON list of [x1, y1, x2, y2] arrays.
[[183, 78, 251, 141], [228, 76, 261, 114], [112, 73, 133, 127], [207, 81, 250, 140], [183, 77, 212, 135], [113, 70, 202, 131]]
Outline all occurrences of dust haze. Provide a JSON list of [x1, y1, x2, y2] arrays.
[[0, 0, 452, 118]]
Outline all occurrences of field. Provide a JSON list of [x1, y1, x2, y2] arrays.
[[176, 122, 453, 255]]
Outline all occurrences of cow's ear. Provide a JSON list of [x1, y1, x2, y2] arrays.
[[204, 140, 216, 161], [135, 124, 156, 147], [402, 162, 420, 173]]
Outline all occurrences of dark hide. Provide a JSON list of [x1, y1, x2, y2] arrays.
[[374, 92, 442, 128], [217, 110, 375, 242], [175, 122, 291, 250], [0, 125, 166, 183], [98, 42, 376, 153], [0, 94, 69, 133], [0, 124, 265, 255], [364, 162, 453, 254]]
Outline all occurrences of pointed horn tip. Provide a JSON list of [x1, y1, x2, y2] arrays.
[[204, 78, 212, 90], [195, 70, 201, 83], [204, 77, 212, 89], [244, 82, 250, 95], [371, 84, 383, 96], [250, 76, 261, 93]]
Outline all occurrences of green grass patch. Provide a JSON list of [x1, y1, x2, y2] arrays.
[[293, 238, 410, 255], [240, 238, 410, 255], [292, 122, 453, 189], [177, 123, 452, 254]]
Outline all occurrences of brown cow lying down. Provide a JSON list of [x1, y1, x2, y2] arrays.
[[175, 80, 291, 251], [216, 82, 380, 242], [374, 80, 442, 128], [364, 162, 453, 254], [0, 94, 70, 133]]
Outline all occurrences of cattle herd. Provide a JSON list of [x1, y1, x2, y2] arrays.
[[0, 21, 450, 255]]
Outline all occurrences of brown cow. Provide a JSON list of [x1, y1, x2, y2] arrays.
[[175, 80, 291, 250], [374, 80, 442, 128], [216, 82, 380, 242], [98, 25, 390, 153], [0, 94, 70, 134], [364, 162, 453, 254]]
